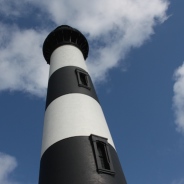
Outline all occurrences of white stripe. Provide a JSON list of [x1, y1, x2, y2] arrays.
[[49, 45, 88, 77], [41, 94, 115, 156]]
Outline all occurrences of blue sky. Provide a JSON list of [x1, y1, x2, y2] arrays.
[[0, 0, 184, 184]]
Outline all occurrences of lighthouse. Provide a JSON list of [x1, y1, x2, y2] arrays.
[[38, 25, 127, 184]]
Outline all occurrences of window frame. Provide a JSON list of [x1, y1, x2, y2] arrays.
[[90, 134, 115, 175], [75, 68, 91, 90]]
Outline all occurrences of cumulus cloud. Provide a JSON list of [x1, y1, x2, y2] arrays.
[[173, 62, 184, 134], [0, 24, 49, 97], [28, 0, 169, 81], [0, 0, 22, 17], [0, 152, 18, 184], [0, 0, 169, 96]]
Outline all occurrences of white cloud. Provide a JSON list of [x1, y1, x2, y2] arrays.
[[0, 0, 25, 17], [173, 62, 184, 134], [0, 24, 49, 97], [0, 152, 18, 184], [28, 0, 169, 81], [0, 0, 169, 96]]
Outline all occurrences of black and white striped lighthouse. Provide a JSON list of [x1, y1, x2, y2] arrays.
[[38, 25, 127, 184]]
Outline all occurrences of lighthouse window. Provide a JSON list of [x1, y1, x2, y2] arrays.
[[90, 135, 115, 175], [97, 141, 110, 170], [76, 69, 91, 89], [80, 72, 88, 86]]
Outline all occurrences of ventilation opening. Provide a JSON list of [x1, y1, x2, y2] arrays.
[[76, 69, 91, 89], [90, 135, 115, 175]]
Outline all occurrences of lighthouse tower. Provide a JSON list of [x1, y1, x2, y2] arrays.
[[38, 25, 127, 184]]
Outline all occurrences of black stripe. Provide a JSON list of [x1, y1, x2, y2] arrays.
[[39, 136, 127, 184], [45, 66, 99, 109]]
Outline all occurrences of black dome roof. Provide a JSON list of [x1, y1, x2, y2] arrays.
[[43, 25, 89, 64]]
